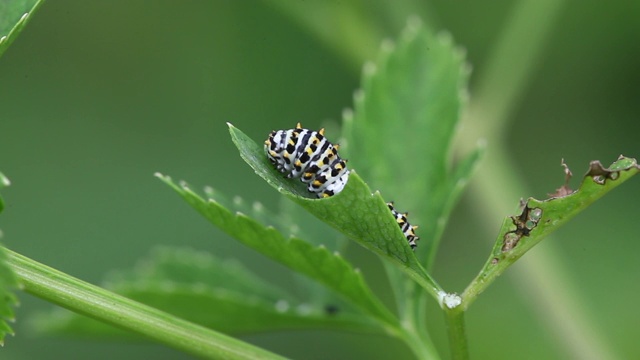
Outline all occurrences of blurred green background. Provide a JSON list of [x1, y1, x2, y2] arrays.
[[1, 1, 639, 359]]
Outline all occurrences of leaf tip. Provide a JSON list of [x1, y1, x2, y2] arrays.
[[0, 174, 10, 188], [179, 181, 191, 191]]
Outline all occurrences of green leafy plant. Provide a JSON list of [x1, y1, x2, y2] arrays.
[[1, 1, 638, 360]]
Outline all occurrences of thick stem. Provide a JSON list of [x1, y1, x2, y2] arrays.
[[444, 306, 468, 360], [6, 249, 285, 360]]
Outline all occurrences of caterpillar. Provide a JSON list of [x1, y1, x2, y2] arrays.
[[264, 123, 349, 198], [388, 202, 419, 250], [264, 123, 419, 250]]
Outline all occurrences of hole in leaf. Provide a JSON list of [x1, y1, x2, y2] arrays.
[[529, 208, 542, 222], [502, 232, 521, 252]]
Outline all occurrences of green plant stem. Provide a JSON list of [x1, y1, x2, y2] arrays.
[[6, 249, 286, 360], [444, 307, 468, 360], [402, 281, 440, 360], [399, 328, 441, 360]]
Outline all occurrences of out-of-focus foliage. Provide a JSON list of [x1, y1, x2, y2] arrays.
[[1, 1, 639, 359]]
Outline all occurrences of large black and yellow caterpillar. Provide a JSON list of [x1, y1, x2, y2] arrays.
[[265, 123, 419, 250], [264, 123, 349, 198]]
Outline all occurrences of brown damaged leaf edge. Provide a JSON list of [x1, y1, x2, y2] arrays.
[[548, 159, 574, 198], [586, 158, 624, 184], [463, 156, 639, 308], [500, 155, 638, 256], [500, 205, 542, 253]]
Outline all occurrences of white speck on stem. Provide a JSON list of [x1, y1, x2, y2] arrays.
[[438, 291, 462, 309]]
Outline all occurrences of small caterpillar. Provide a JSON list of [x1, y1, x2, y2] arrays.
[[388, 202, 419, 250], [264, 123, 349, 198], [264, 123, 419, 250]]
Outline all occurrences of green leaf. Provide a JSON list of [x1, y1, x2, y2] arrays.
[[203, 188, 346, 307], [105, 247, 293, 301], [277, 199, 349, 308], [462, 156, 640, 308], [35, 247, 376, 337], [0, 173, 19, 346], [342, 17, 478, 267], [278, 196, 345, 251], [0, 0, 45, 59], [157, 173, 399, 327], [227, 124, 443, 300]]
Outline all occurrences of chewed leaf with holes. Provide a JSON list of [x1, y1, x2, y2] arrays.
[[0, 0, 45, 58], [34, 247, 376, 337], [464, 156, 640, 307], [227, 124, 442, 299], [157, 173, 399, 326], [0, 172, 20, 345]]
